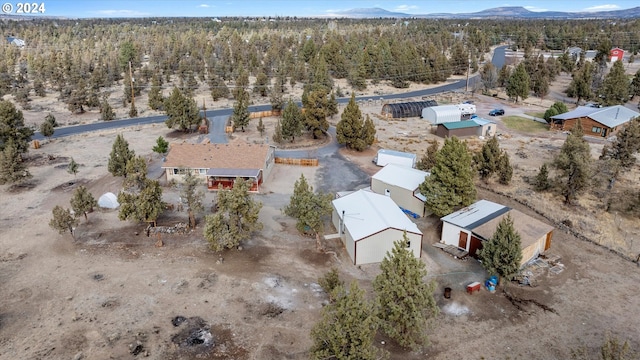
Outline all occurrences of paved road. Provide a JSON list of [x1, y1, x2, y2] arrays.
[[33, 46, 509, 142]]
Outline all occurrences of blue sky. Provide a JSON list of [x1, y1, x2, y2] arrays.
[[15, 1, 639, 18]]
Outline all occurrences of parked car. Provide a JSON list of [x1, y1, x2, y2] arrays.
[[489, 109, 505, 116], [585, 102, 601, 108]]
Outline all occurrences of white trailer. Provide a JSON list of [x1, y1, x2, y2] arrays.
[[373, 149, 416, 168], [457, 103, 477, 116], [421, 105, 462, 124]]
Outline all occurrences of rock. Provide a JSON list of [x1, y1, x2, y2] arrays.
[[172, 280, 188, 294], [129, 340, 144, 356], [72, 351, 83, 360], [237, 245, 243, 251], [108, 332, 121, 342]]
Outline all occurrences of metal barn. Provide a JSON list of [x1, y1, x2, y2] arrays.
[[381, 100, 438, 119]]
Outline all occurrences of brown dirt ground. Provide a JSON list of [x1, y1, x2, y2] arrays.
[[1, 72, 640, 359]]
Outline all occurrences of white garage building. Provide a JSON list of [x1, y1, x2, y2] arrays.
[[370, 163, 429, 218], [331, 189, 423, 265]]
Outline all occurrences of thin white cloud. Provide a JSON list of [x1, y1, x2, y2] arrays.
[[582, 4, 621, 12], [198, 4, 210, 8], [93, 9, 152, 17], [523, 6, 547, 12], [394, 5, 418, 12]]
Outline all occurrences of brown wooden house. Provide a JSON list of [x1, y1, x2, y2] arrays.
[[550, 105, 640, 138], [162, 142, 275, 192]]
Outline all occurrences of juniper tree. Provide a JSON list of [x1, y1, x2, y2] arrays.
[[416, 140, 439, 171], [477, 214, 522, 285], [180, 171, 204, 229], [600, 117, 640, 169], [474, 136, 501, 181], [534, 163, 551, 191], [280, 98, 303, 142], [123, 155, 148, 191], [283, 174, 333, 235], [0, 100, 34, 154], [497, 152, 513, 185], [256, 118, 266, 137], [108, 134, 135, 177], [419, 136, 476, 217], [480, 62, 498, 92], [152, 136, 169, 156], [253, 71, 269, 97], [164, 87, 201, 132], [543, 101, 569, 123], [100, 96, 115, 121], [318, 268, 344, 303], [631, 68, 640, 100], [0, 141, 31, 185], [44, 113, 58, 128], [117, 179, 164, 226], [203, 178, 263, 252], [40, 121, 55, 140], [272, 119, 284, 144], [599, 60, 630, 106], [49, 205, 78, 239], [506, 63, 530, 103], [67, 157, 79, 178], [303, 88, 330, 139], [336, 93, 375, 151], [209, 75, 230, 101], [310, 281, 386, 360], [553, 119, 592, 205], [231, 88, 250, 132], [148, 73, 164, 110], [373, 233, 438, 350], [70, 185, 98, 221]]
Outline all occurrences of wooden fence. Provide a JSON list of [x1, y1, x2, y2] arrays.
[[275, 157, 319, 166]]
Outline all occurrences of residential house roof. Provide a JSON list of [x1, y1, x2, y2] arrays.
[[333, 189, 421, 241], [472, 209, 554, 249], [551, 106, 640, 128], [472, 117, 495, 126], [162, 142, 271, 170], [372, 163, 429, 192]]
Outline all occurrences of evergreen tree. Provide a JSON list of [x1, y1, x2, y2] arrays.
[[44, 113, 58, 128], [534, 163, 551, 191], [0, 141, 31, 185], [497, 64, 511, 88], [362, 115, 376, 149], [600, 117, 640, 169], [318, 268, 344, 303], [419, 137, 476, 217], [566, 62, 593, 104], [49, 205, 78, 239], [474, 136, 501, 181], [553, 119, 592, 205], [253, 71, 269, 97], [497, 152, 513, 185], [118, 179, 164, 226], [303, 88, 330, 139], [164, 87, 201, 132], [543, 102, 569, 123], [40, 121, 55, 139], [100, 96, 116, 121], [0, 100, 34, 154], [269, 81, 284, 113], [256, 117, 266, 137], [70, 185, 98, 221], [310, 282, 385, 360], [108, 134, 135, 178], [148, 73, 164, 110], [599, 60, 630, 106], [280, 98, 303, 142], [478, 214, 522, 284], [506, 63, 531, 103], [416, 140, 439, 171], [630, 68, 640, 100], [336, 93, 365, 150], [209, 75, 230, 101], [231, 88, 250, 132], [373, 233, 438, 350], [123, 155, 148, 192], [327, 91, 339, 118], [67, 157, 79, 178], [203, 178, 263, 252], [272, 119, 284, 144], [180, 171, 204, 229], [152, 136, 169, 155], [283, 174, 333, 235]]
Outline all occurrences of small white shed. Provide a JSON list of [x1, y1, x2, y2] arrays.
[[371, 163, 430, 218], [373, 149, 416, 168], [331, 190, 423, 265], [421, 105, 463, 124]]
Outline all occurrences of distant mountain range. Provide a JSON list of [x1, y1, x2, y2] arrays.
[[329, 6, 640, 19]]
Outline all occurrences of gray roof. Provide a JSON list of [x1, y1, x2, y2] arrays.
[[440, 200, 510, 229], [377, 149, 416, 159], [551, 105, 640, 128]]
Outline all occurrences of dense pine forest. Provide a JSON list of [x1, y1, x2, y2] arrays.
[[1, 17, 639, 114]]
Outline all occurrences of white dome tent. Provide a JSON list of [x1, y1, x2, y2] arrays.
[[98, 192, 119, 209]]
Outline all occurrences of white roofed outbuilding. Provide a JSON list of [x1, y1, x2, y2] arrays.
[[371, 163, 430, 218], [331, 189, 423, 265]]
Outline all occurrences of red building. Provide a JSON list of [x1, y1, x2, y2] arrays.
[[610, 48, 624, 62]]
